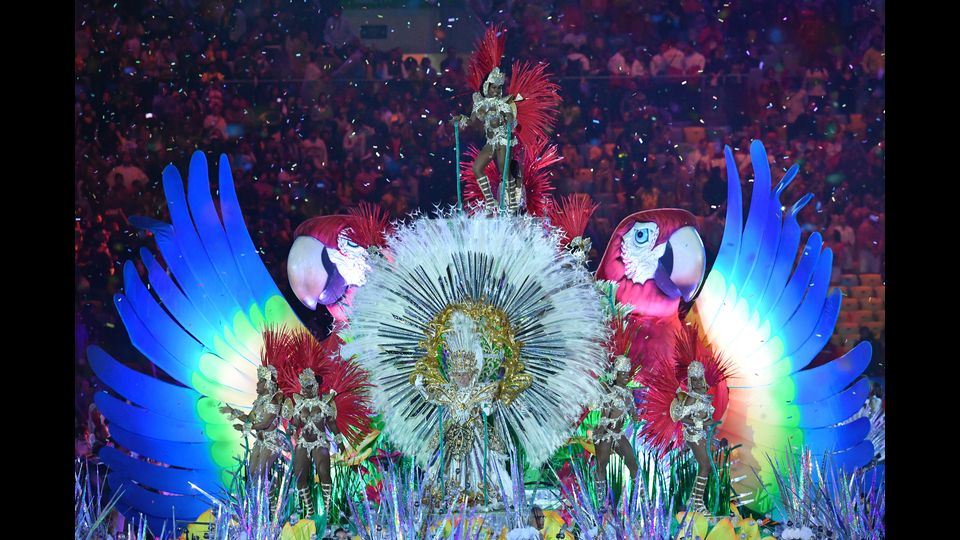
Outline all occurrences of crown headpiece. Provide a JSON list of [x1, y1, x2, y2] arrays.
[[687, 361, 705, 380], [299, 368, 318, 388], [258, 365, 277, 382], [614, 354, 631, 373], [444, 311, 484, 376], [483, 67, 505, 95]]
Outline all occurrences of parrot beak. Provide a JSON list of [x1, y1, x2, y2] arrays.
[[287, 236, 348, 310], [653, 225, 706, 302]]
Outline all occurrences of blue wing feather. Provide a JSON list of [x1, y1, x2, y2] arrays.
[[88, 346, 202, 423]]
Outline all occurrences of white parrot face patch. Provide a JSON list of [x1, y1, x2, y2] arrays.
[[327, 229, 372, 287], [621, 221, 666, 284]]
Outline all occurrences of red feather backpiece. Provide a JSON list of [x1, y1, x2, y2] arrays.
[[507, 60, 561, 150], [466, 25, 506, 93], [345, 201, 393, 250], [547, 194, 599, 247], [635, 323, 732, 456], [460, 138, 561, 216], [261, 326, 374, 445]]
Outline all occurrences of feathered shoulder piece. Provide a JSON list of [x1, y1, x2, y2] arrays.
[[346, 201, 393, 250], [547, 194, 598, 248], [635, 324, 733, 456], [507, 60, 561, 150], [260, 325, 373, 444], [466, 25, 506, 93]]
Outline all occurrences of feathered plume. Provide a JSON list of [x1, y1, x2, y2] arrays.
[[260, 326, 373, 445], [346, 201, 393, 249], [507, 60, 561, 149], [547, 194, 599, 247], [635, 324, 732, 456], [466, 25, 506, 93], [460, 140, 561, 216]]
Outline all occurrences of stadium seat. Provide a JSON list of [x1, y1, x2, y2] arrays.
[[847, 310, 874, 325], [875, 310, 885, 323], [839, 274, 859, 287], [863, 321, 884, 335], [875, 286, 885, 303], [684, 127, 706, 144], [850, 286, 873, 299], [860, 296, 883, 311], [859, 274, 883, 287]]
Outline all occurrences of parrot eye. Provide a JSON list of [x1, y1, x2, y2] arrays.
[[631, 222, 657, 247]]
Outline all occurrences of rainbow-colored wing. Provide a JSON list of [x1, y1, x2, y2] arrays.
[[692, 141, 873, 514], [89, 152, 303, 526]]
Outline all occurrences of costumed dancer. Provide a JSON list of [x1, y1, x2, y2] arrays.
[[670, 361, 717, 514], [412, 312, 524, 507], [635, 327, 730, 515], [341, 211, 609, 511], [590, 281, 643, 502], [262, 326, 374, 519], [454, 25, 560, 213], [220, 365, 286, 477], [288, 367, 341, 518]]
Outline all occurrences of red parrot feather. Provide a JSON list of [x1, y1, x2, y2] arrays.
[[466, 25, 506, 93]]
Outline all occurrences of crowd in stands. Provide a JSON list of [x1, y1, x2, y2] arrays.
[[75, 0, 885, 454]]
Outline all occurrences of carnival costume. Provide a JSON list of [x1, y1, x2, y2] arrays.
[[85, 154, 379, 527], [458, 25, 560, 213], [597, 141, 877, 514], [341, 211, 609, 509]]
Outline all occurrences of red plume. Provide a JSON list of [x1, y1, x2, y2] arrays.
[[460, 140, 560, 216], [507, 60, 561, 150], [518, 138, 561, 217], [466, 25, 506, 93], [260, 326, 374, 445], [547, 194, 599, 247], [346, 202, 393, 249], [635, 323, 732, 456]]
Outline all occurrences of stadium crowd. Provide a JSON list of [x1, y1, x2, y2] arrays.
[[75, 0, 885, 457]]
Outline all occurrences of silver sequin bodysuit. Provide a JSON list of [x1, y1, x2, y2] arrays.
[[594, 383, 635, 443], [292, 393, 337, 453], [249, 394, 284, 454], [669, 390, 714, 443], [472, 92, 517, 149]]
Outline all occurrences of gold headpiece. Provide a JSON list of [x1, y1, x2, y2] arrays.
[[447, 350, 479, 375], [443, 311, 483, 376]]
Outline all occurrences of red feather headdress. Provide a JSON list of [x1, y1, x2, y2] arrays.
[[547, 194, 599, 248], [260, 326, 374, 445], [635, 324, 732, 456], [466, 25, 506, 93]]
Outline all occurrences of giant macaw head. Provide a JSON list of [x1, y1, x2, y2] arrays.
[[287, 216, 370, 321], [596, 209, 706, 318], [287, 204, 392, 322]]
